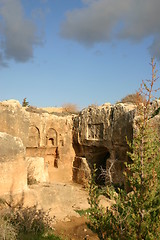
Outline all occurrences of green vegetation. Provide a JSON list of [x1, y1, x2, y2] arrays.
[[16, 233, 62, 240], [22, 97, 30, 107], [18, 233, 62, 240], [75, 208, 90, 217], [0, 196, 63, 240], [86, 58, 160, 239]]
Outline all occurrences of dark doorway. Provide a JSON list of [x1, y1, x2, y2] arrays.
[[83, 146, 110, 186], [91, 150, 110, 185]]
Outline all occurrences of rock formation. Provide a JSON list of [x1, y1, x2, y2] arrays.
[[0, 100, 75, 196], [73, 103, 136, 186], [25, 107, 75, 183], [0, 100, 29, 145], [0, 99, 159, 196], [0, 132, 27, 195]]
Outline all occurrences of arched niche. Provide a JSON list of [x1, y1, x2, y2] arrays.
[[46, 128, 58, 147], [28, 125, 40, 147]]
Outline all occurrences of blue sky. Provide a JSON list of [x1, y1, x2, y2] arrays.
[[0, 0, 159, 109]]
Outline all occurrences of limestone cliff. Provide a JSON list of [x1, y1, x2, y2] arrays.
[[0, 100, 75, 196], [0, 99, 159, 196], [72, 103, 136, 186]]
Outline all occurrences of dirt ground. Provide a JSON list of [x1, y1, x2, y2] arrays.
[[26, 182, 99, 239], [54, 216, 98, 240], [10, 182, 109, 240]]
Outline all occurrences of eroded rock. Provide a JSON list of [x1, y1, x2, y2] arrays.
[[0, 132, 27, 196], [0, 98, 159, 198], [73, 157, 91, 186], [27, 157, 49, 184], [0, 100, 30, 146], [73, 103, 136, 186]]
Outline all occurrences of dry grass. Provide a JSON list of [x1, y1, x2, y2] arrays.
[[0, 215, 17, 240], [62, 103, 79, 113], [0, 196, 55, 240], [120, 93, 146, 105]]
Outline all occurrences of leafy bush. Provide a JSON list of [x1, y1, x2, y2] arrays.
[[87, 58, 160, 239]]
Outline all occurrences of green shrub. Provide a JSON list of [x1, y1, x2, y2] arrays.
[[17, 232, 62, 240], [87, 58, 160, 239], [22, 97, 29, 107]]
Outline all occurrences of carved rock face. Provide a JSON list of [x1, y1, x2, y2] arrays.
[[25, 111, 75, 183], [0, 100, 75, 195], [73, 103, 136, 186], [0, 99, 159, 196]]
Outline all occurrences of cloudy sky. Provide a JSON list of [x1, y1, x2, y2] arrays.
[[0, 0, 159, 109]]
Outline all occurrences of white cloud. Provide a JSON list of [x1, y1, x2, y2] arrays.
[[60, 0, 160, 59], [0, 0, 42, 65]]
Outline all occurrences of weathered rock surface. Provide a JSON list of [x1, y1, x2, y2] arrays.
[[25, 110, 75, 183], [0, 98, 159, 197], [73, 157, 91, 185], [73, 103, 136, 186], [27, 157, 49, 184], [29, 182, 90, 221], [0, 132, 27, 196], [0, 100, 75, 196], [0, 100, 30, 146]]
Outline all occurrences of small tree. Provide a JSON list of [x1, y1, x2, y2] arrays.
[[22, 98, 29, 107], [87, 58, 160, 239]]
